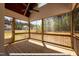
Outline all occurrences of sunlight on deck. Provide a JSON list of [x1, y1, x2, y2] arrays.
[[4, 31, 78, 56], [28, 39, 77, 56]]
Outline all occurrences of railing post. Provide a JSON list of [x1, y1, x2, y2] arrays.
[[11, 17, 15, 43], [42, 18, 44, 42], [28, 18, 31, 39], [71, 11, 74, 49], [71, 3, 78, 49]]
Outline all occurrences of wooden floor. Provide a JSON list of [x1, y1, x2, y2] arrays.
[[5, 39, 61, 53], [4, 39, 77, 56]]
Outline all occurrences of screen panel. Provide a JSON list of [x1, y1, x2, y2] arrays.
[[4, 16, 13, 44], [30, 20, 42, 40], [44, 13, 72, 47], [73, 8, 79, 55], [74, 8, 79, 37], [15, 19, 29, 41], [44, 14, 71, 33]]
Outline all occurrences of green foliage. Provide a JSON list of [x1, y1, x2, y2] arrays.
[[44, 13, 71, 32], [74, 8, 79, 32]]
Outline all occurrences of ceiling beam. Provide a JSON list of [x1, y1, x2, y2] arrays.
[[24, 3, 30, 16], [72, 3, 78, 10], [32, 9, 39, 12]]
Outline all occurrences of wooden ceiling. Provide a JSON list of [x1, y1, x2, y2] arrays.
[[5, 3, 38, 17]]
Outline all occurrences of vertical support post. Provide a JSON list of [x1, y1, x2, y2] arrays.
[[71, 11, 74, 49], [28, 18, 31, 39], [42, 18, 46, 47], [0, 3, 5, 55], [72, 11, 78, 54], [71, 3, 78, 49], [42, 19, 44, 42], [11, 17, 15, 43]]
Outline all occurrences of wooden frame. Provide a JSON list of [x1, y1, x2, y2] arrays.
[[42, 18, 44, 42], [7, 4, 79, 51], [11, 17, 15, 43], [30, 14, 72, 48], [30, 17, 72, 48], [70, 12, 74, 49], [9, 16, 29, 43], [14, 18, 29, 41], [30, 32, 70, 35], [24, 3, 30, 16], [15, 31, 29, 34], [30, 38, 71, 48], [70, 3, 78, 49], [28, 18, 31, 39], [72, 5, 79, 55]]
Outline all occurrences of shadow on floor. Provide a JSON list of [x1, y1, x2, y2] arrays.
[[5, 39, 62, 53]]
